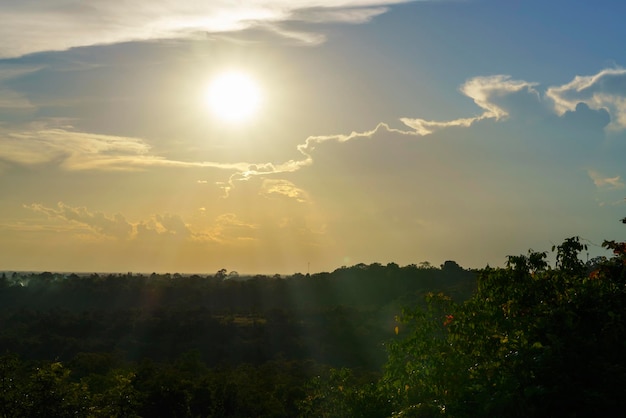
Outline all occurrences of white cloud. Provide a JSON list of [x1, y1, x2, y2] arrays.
[[460, 75, 539, 119], [4, 70, 619, 204], [183, 74, 545, 190], [290, 6, 389, 23], [0, 121, 253, 172], [9, 64, 624, 272], [588, 169, 625, 190], [0, 121, 153, 169], [0, 1, 415, 58], [399, 116, 476, 136], [401, 75, 539, 135], [546, 68, 626, 130], [286, 123, 381, 176], [0, 119, 330, 181]]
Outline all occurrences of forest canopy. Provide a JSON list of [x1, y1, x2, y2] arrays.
[[1, 229, 625, 417]]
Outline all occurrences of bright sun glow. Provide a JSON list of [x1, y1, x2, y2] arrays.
[[205, 71, 262, 123]]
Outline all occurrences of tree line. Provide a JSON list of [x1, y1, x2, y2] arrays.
[[1, 226, 625, 416], [0, 261, 474, 417]]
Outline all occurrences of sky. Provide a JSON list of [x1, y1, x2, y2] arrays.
[[1, 0, 625, 275]]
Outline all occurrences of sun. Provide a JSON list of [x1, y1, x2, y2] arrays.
[[205, 71, 262, 123]]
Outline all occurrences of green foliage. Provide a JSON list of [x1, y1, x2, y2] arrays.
[[0, 354, 318, 418], [4, 230, 625, 417], [382, 292, 456, 413], [19, 361, 90, 418], [0, 353, 22, 418], [552, 236, 587, 275], [92, 371, 140, 418], [298, 368, 391, 418], [381, 236, 626, 417]]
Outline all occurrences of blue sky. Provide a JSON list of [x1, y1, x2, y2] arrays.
[[0, 0, 624, 274]]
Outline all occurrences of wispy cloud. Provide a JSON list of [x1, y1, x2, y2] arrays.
[[546, 67, 626, 130], [4, 70, 624, 201], [0, 89, 35, 110], [135, 213, 198, 241], [26, 202, 134, 239], [588, 169, 625, 190], [211, 213, 259, 243], [25, 202, 220, 242], [0, 121, 252, 172], [0, 121, 154, 169], [0, 65, 41, 109], [460, 75, 540, 119], [0, 1, 415, 58], [275, 75, 538, 173], [260, 179, 310, 203], [290, 6, 390, 24], [401, 75, 539, 135], [23, 201, 273, 246]]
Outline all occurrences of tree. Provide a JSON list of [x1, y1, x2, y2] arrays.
[[552, 236, 587, 275], [298, 368, 390, 418], [383, 234, 626, 417], [23, 362, 90, 418], [0, 273, 8, 289], [440, 260, 462, 272], [0, 354, 22, 417]]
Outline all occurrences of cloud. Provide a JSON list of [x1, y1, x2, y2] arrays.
[[546, 67, 626, 130], [236, 70, 623, 187], [156, 214, 192, 237], [0, 118, 315, 193], [260, 179, 310, 203], [0, 89, 35, 110], [588, 170, 625, 190], [0, 120, 152, 168], [211, 213, 259, 243], [26, 202, 133, 238], [0, 219, 81, 234], [10, 64, 626, 272], [0, 65, 41, 110], [0, 1, 415, 58], [261, 74, 538, 178], [0, 121, 253, 172], [399, 116, 477, 136], [560, 102, 611, 132], [297, 122, 392, 154], [290, 6, 390, 24], [401, 75, 539, 135], [4, 69, 622, 202], [25, 202, 218, 241], [135, 213, 198, 241]]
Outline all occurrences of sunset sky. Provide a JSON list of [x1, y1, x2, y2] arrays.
[[1, 0, 625, 274]]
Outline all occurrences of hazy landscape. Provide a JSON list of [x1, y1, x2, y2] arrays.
[[2, 236, 626, 417], [2, 0, 626, 416]]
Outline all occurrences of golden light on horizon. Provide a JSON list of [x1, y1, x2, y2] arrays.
[[205, 70, 262, 123]]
